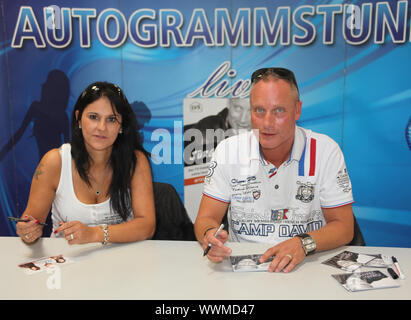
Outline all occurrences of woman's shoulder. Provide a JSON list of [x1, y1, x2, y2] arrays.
[[40, 148, 62, 172], [133, 147, 148, 158], [131, 149, 152, 178], [134, 149, 150, 165], [32, 148, 63, 190]]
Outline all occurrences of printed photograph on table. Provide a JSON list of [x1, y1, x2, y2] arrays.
[[230, 254, 273, 272], [322, 251, 376, 272], [18, 254, 74, 275], [332, 270, 400, 292], [364, 254, 393, 268]]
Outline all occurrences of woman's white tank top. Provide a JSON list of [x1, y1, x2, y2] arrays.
[[51, 144, 132, 236]]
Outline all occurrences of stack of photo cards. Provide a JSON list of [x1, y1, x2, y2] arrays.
[[323, 251, 399, 292], [230, 254, 273, 272], [18, 254, 74, 275]]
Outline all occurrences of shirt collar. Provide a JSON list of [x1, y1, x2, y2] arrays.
[[288, 126, 307, 163]]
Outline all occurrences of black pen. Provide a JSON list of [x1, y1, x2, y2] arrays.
[[8, 216, 47, 226], [203, 224, 224, 257]]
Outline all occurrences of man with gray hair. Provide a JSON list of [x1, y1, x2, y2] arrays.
[[195, 67, 355, 273]]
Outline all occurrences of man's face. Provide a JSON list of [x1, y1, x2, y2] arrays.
[[250, 78, 302, 153], [227, 98, 251, 130]]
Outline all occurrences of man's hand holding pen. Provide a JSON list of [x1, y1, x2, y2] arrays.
[[202, 224, 232, 262]]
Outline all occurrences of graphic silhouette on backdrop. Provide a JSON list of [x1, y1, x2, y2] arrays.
[[0, 69, 70, 161], [130, 100, 151, 144], [0, 70, 70, 236]]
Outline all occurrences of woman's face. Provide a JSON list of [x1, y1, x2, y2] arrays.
[[77, 96, 122, 153]]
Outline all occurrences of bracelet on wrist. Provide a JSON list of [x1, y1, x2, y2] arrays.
[[101, 224, 109, 245]]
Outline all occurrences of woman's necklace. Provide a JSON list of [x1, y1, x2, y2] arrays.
[[90, 166, 110, 196]]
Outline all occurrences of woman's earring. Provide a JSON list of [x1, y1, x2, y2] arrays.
[[78, 123, 82, 129], [119, 128, 123, 134]]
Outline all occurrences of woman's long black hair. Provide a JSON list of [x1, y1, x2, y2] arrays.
[[70, 82, 149, 221]]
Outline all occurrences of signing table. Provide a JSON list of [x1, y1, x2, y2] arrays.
[[0, 236, 410, 300]]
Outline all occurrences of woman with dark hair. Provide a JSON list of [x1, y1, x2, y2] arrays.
[[16, 82, 155, 245]]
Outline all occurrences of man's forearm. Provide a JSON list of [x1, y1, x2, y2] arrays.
[[194, 218, 221, 243], [308, 219, 354, 252]]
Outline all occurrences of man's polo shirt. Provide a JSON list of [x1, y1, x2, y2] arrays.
[[203, 126, 354, 244]]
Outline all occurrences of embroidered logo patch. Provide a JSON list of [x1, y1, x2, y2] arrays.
[[252, 190, 261, 200], [295, 181, 315, 203], [271, 209, 288, 222]]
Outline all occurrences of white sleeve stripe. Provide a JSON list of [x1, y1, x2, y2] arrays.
[[203, 192, 230, 204], [321, 200, 354, 209]]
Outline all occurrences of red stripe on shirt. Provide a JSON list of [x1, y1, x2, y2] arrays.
[[269, 171, 277, 178], [309, 138, 316, 176]]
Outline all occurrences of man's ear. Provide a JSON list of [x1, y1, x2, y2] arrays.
[[295, 100, 302, 121]]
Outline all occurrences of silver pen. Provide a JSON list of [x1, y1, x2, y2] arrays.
[[203, 224, 224, 256]]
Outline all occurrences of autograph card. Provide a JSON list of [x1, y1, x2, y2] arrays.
[[230, 254, 274, 272], [332, 270, 400, 292], [363, 254, 392, 268], [322, 250, 376, 272], [18, 254, 74, 275]]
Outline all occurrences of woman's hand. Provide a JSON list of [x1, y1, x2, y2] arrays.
[[16, 215, 43, 244], [54, 221, 101, 245]]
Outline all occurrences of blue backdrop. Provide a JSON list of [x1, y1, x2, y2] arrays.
[[1, 0, 410, 247]]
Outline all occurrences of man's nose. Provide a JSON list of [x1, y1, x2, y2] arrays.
[[262, 112, 276, 129]]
